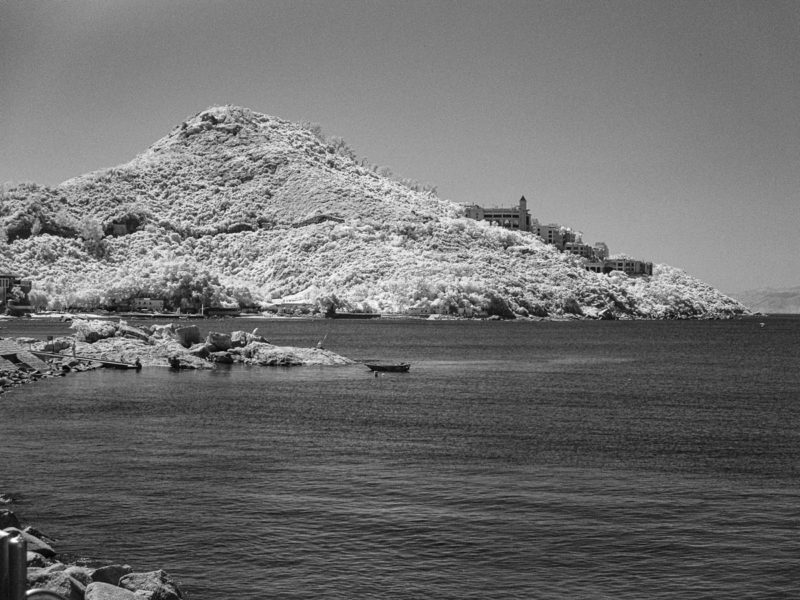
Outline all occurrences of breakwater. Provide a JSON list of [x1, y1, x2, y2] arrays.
[[1, 501, 185, 599]]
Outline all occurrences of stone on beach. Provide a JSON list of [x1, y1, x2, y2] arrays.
[[205, 331, 232, 351], [86, 582, 140, 600], [26, 564, 91, 600], [0, 508, 21, 528], [91, 564, 134, 586], [4, 526, 56, 557], [118, 570, 184, 600]]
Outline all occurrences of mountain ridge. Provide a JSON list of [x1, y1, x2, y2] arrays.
[[0, 105, 747, 319]]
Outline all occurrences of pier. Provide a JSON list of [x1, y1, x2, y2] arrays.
[[29, 350, 141, 370]]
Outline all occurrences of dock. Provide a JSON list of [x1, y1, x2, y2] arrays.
[[30, 350, 142, 370]]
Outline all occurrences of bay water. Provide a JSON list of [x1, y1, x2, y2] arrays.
[[1, 317, 798, 598]]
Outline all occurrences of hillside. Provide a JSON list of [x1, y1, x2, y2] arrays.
[[733, 286, 800, 314], [0, 105, 746, 319]]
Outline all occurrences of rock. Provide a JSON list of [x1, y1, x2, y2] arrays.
[[186, 342, 211, 358], [231, 330, 268, 347], [166, 352, 209, 370], [149, 324, 177, 339], [72, 319, 118, 343], [43, 337, 73, 352], [24, 525, 57, 545], [174, 325, 201, 348], [3, 526, 56, 557], [65, 565, 93, 587], [27, 551, 52, 567], [207, 351, 234, 364], [117, 324, 151, 342], [119, 570, 183, 600], [91, 564, 134, 586], [205, 331, 232, 351], [0, 509, 20, 528], [26, 570, 84, 600], [86, 582, 139, 600], [238, 341, 353, 366]]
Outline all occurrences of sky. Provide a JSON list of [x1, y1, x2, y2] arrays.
[[2, 1, 798, 295]]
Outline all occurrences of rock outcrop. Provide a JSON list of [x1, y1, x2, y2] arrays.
[[27, 319, 354, 370]]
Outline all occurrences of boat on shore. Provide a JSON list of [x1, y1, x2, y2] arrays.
[[365, 362, 411, 373]]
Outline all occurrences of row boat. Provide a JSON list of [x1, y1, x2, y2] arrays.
[[365, 362, 411, 373]]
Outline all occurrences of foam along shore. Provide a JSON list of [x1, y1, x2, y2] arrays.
[[36, 319, 354, 369], [1, 502, 185, 600]]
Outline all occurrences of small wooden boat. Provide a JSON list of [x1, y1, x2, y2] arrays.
[[365, 362, 410, 373]]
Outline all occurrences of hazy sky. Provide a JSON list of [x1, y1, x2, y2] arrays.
[[2, 1, 798, 294]]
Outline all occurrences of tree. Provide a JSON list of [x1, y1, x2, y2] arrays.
[[27, 289, 49, 312], [79, 218, 106, 256]]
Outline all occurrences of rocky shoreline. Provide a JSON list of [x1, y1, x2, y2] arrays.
[[1, 499, 184, 599], [0, 319, 353, 394]]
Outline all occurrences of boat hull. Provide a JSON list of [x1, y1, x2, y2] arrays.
[[366, 363, 410, 373]]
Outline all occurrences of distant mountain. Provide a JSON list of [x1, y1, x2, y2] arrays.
[[0, 105, 746, 319], [733, 286, 800, 314]]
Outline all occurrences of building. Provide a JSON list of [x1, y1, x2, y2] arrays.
[[0, 274, 31, 308], [593, 242, 609, 260], [602, 258, 653, 276], [130, 297, 165, 312], [464, 196, 532, 231], [564, 241, 595, 259]]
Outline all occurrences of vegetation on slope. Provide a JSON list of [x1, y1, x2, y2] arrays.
[[0, 105, 746, 319]]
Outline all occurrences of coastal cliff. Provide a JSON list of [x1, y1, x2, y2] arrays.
[[0, 106, 746, 319]]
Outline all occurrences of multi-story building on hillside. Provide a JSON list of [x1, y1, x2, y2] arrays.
[[602, 257, 653, 276], [464, 197, 652, 277], [464, 196, 532, 231]]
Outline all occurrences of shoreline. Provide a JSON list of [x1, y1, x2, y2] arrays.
[[1, 497, 185, 599]]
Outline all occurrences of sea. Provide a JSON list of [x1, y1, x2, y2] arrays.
[[1, 316, 798, 599]]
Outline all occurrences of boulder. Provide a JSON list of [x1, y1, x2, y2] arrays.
[[186, 343, 211, 358], [4, 526, 56, 557], [72, 320, 118, 343], [119, 570, 183, 600], [65, 565, 93, 587], [26, 570, 84, 600], [174, 326, 201, 348], [231, 330, 269, 347], [207, 351, 234, 364], [24, 525, 57, 545], [205, 331, 232, 351], [149, 324, 177, 340], [43, 338, 73, 352], [86, 582, 140, 600], [0, 509, 20, 528], [117, 324, 151, 342], [91, 564, 134, 586], [27, 551, 52, 567]]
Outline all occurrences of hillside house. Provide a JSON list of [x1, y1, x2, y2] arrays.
[[603, 258, 653, 276], [130, 297, 165, 312], [0, 274, 31, 308]]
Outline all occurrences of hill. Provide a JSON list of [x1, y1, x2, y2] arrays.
[[0, 105, 746, 319], [733, 286, 800, 314]]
